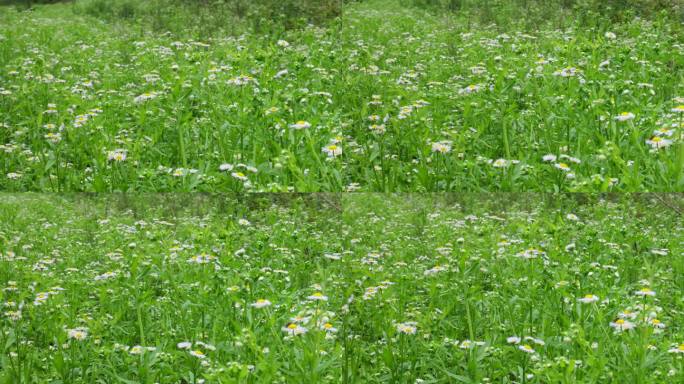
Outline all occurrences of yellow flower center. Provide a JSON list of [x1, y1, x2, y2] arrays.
[[288, 323, 298, 329]]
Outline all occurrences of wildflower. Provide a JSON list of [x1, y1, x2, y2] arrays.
[[604, 31, 617, 39], [566, 213, 579, 221], [396, 322, 417, 335], [107, 149, 127, 162], [431, 141, 452, 154], [650, 318, 666, 329], [542, 154, 557, 162], [45, 132, 62, 144], [187, 253, 215, 264], [5, 310, 21, 321], [554, 67, 578, 77], [238, 218, 251, 226], [668, 344, 684, 354], [424, 265, 447, 275], [618, 310, 637, 319], [274, 69, 288, 79], [516, 248, 545, 259], [251, 299, 272, 309], [525, 337, 545, 346], [578, 294, 599, 304], [518, 344, 535, 353], [369, 124, 386, 134], [609, 319, 635, 331], [554, 162, 571, 172], [322, 144, 342, 158], [282, 323, 308, 336], [654, 127, 674, 137], [289, 121, 311, 130], [460, 84, 481, 94], [129, 345, 144, 355], [67, 328, 88, 341], [34, 292, 50, 305], [276, 40, 290, 48], [492, 158, 510, 168], [219, 163, 234, 171], [615, 112, 635, 122], [227, 75, 255, 86], [177, 341, 192, 349], [189, 350, 206, 359], [507, 336, 521, 344], [231, 172, 248, 181], [321, 323, 338, 332], [646, 136, 672, 150], [635, 287, 656, 297], [671, 105, 684, 113], [134, 92, 158, 103], [307, 292, 328, 301]]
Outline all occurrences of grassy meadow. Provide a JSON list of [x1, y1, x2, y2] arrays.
[[1, 194, 683, 383], [2, 1, 684, 383], [1, 0, 683, 192]]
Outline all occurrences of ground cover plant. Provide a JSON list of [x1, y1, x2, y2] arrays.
[[1, 0, 683, 192], [0, 193, 683, 383]]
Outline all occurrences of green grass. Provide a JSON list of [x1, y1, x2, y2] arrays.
[[1, 1, 683, 192], [0, 193, 683, 383]]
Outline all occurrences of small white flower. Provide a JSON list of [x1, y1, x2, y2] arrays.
[[646, 136, 672, 150], [177, 341, 192, 349], [507, 336, 521, 344], [431, 141, 452, 154], [282, 323, 308, 336], [250, 299, 272, 309], [492, 158, 510, 168], [321, 323, 338, 333], [231, 172, 248, 181], [668, 344, 684, 354], [578, 294, 599, 304], [307, 292, 328, 301], [518, 344, 535, 353], [609, 319, 635, 331], [289, 120, 311, 130], [554, 162, 571, 172], [107, 149, 127, 162], [322, 144, 342, 158], [396, 322, 417, 335], [67, 328, 88, 341], [219, 163, 234, 171], [129, 345, 144, 355], [635, 288, 656, 297], [542, 154, 557, 162], [614, 112, 635, 122]]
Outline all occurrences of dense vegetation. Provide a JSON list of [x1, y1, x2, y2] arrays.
[[2, 0, 683, 192], [1, 193, 683, 383]]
